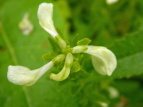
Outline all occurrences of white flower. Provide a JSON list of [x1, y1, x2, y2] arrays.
[[19, 13, 33, 35], [7, 61, 53, 86], [106, 0, 118, 5], [84, 46, 117, 76], [38, 3, 58, 37]]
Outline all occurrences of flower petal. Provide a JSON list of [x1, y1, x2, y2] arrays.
[[50, 67, 70, 81], [38, 3, 58, 37], [50, 53, 73, 81], [84, 46, 117, 76], [7, 61, 53, 86]]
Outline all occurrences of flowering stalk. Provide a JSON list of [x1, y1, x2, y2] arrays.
[[7, 2, 117, 86]]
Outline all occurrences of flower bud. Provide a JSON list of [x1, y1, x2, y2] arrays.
[[72, 46, 88, 53], [7, 61, 53, 86], [52, 54, 65, 64]]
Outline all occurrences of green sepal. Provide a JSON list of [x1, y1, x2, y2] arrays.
[[48, 37, 61, 52], [70, 34, 79, 47], [77, 38, 91, 46], [55, 35, 67, 49], [42, 51, 58, 62], [52, 54, 65, 64], [71, 60, 81, 72]]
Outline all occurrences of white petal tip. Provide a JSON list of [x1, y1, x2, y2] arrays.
[[85, 46, 117, 76], [38, 2, 58, 37], [7, 62, 54, 86], [7, 65, 37, 86]]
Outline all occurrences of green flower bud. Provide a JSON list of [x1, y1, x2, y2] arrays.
[[52, 54, 65, 64], [72, 46, 88, 53]]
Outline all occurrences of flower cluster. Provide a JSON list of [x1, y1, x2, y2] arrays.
[[7, 3, 117, 86]]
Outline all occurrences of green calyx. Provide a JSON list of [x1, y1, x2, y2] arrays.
[[42, 36, 92, 81], [43, 36, 90, 69]]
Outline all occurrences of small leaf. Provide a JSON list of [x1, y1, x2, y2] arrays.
[[77, 38, 91, 46]]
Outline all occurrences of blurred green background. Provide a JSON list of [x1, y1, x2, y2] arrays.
[[1, 0, 143, 107]]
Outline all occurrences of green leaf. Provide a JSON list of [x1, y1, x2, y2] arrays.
[[109, 30, 143, 78]]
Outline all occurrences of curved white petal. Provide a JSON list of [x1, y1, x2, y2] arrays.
[[50, 67, 70, 81], [84, 46, 117, 76], [38, 3, 58, 37], [7, 61, 53, 86], [50, 53, 73, 81]]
